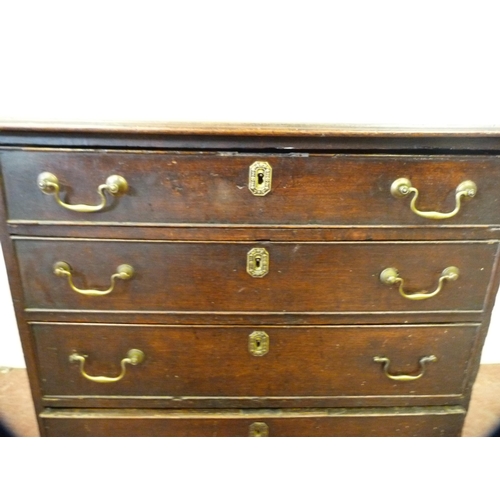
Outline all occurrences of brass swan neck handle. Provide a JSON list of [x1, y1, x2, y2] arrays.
[[391, 178, 477, 220], [54, 261, 134, 296], [69, 349, 145, 383], [380, 266, 459, 300], [374, 355, 437, 381], [38, 172, 128, 213]]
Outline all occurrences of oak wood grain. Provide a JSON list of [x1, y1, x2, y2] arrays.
[[2, 124, 499, 437], [14, 238, 498, 313], [3, 151, 500, 226], [32, 323, 479, 400]]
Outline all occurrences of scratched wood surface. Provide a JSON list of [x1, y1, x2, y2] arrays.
[[1, 124, 499, 436]]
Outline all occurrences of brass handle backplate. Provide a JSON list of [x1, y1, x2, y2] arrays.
[[391, 178, 477, 220], [54, 261, 134, 296], [38, 172, 128, 212], [374, 355, 437, 381], [248, 161, 272, 196], [380, 266, 459, 300], [69, 349, 145, 383]]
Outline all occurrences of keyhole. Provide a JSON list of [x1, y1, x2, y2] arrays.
[[255, 257, 261, 268], [257, 171, 264, 185], [255, 340, 261, 348]]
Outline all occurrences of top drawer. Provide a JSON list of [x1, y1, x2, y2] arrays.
[[2, 150, 499, 226]]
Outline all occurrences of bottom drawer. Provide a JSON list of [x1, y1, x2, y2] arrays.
[[41, 407, 466, 437]]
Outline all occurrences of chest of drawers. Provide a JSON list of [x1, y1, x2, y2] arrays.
[[1, 123, 499, 436]]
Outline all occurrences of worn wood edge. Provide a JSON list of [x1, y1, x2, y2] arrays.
[[23, 308, 485, 316], [23, 310, 485, 326], [40, 395, 466, 403], [27, 321, 482, 328], [8, 225, 500, 243], [40, 394, 469, 409], [7, 221, 500, 229], [11, 236, 500, 244], [2, 121, 500, 137], [40, 406, 466, 419], [2, 129, 499, 151]]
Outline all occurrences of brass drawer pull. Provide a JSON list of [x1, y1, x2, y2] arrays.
[[380, 266, 459, 300], [37, 172, 128, 212], [53, 261, 134, 296], [69, 349, 145, 383], [391, 178, 477, 219], [249, 422, 269, 437], [374, 355, 437, 381]]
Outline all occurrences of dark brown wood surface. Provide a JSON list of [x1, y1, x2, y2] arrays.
[[2, 150, 500, 226], [40, 407, 466, 437], [33, 323, 478, 400], [1, 124, 499, 437], [14, 238, 498, 313]]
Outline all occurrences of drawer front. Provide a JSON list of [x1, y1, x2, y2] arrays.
[[3, 151, 500, 226], [16, 239, 497, 313], [41, 407, 466, 437], [33, 323, 478, 398]]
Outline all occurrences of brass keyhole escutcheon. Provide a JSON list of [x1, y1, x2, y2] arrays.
[[249, 422, 269, 437], [249, 331, 269, 356], [247, 248, 269, 278], [248, 161, 272, 196]]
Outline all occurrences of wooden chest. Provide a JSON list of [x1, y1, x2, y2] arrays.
[[1, 123, 499, 436]]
